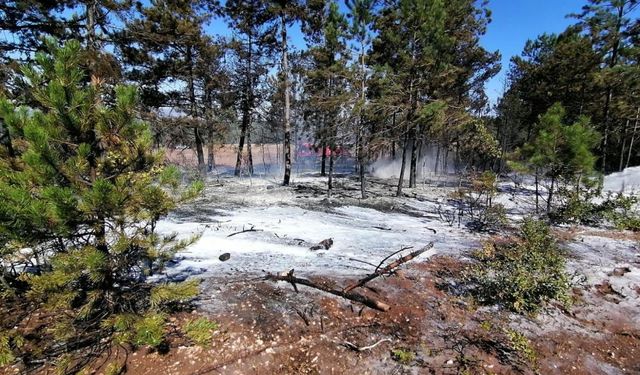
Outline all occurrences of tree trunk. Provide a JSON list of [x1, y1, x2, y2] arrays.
[[600, 4, 624, 173], [86, 0, 98, 51], [235, 116, 248, 176], [409, 133, 418, 188], [359, 159, 366, 199], [247, 126, 254, 175], [396, 134, 409, 197], [328, 150, 334, 198], [409, 133, 420, 188], [619, 119, 629, 172], [547, 175, 555, 214], [194, 127, 205, 174], [236, 31, 254, 176], [626, 107, 639, 169], [321, 140, 327, 176], [207, 127, 215, 172], [282, 14, 292, 186], [186, 45, 205, 174], [391, 112, 397, 160], [434, 145, 440, 175], [359, 42, 366, 199]]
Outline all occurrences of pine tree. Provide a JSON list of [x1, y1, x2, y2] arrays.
[[0, 40, 202, 369], [119, 0, 216, 174], [268, 0, 305, 186], [225, 0, 277, 177], [303, 0, 350, 192], [370, 0, 498, 194], [346, 0, 375, 198], [514, 103, 600, 213], [496, 28, 601, 155], [572, 0, 638, 171]]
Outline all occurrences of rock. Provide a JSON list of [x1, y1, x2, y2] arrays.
[[609, 266, 631, 277], [219, 253, 231, 262], [310, 238, 333, 251]]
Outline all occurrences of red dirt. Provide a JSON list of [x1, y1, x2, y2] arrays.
[[7, 254, 639, 374]]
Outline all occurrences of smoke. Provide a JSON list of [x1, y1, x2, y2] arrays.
[[603, 166, 640, 193], [369, 145, 454, 180]]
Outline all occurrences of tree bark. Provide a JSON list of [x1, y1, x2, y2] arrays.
[[600, 4, 624, 173], [186, 45, 205, 174], [358, 42, 366, 199], [207, 127, 215, 172], [328, 150, 334, 198], [619, 119, 629, 172], [235, 115, 248, 176], [396, 134, 409, 197], [626, 107, 639, 169], [321, 140, 327, 176], [409, 131, 420, 188], [547, 175, 555, 214], [247, 126, 254, 175], [85, 0, 98, 51], [282, 14, 292, 186], [235, 32, 254, 176]]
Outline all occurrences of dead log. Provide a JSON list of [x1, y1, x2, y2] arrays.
[[265, 272, 390, 312], [227, 226, 263, 237], [343, 243, 433, 293]]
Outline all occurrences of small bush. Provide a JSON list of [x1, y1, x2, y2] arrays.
[[391, 348, 415, 364], [183, 317, 219, 347], [554, 188, 640, 231], [466, 218, 571, 314], [505, 329, 537, 364]]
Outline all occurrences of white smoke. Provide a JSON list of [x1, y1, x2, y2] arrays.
[[369, 145, 454, 180], [603, 166, 640, 193]]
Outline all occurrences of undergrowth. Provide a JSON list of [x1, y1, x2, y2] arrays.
[[465, 218, 572, 314]]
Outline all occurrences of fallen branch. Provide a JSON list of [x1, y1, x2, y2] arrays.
[[348, 257, 379, 269], [342, 338, 391, 352], [227, 226, 263, 237], [375, 246, 414, 273], [343, 243, 434, 293], [265, 272, 390, 311]]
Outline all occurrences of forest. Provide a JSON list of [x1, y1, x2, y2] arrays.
[[0, 0, 639, 374]]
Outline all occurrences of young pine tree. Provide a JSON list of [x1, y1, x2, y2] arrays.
[[514, 103, 600, 213], [0, 40, 202, 369]]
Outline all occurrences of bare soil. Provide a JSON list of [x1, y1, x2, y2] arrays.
[[4, 175, 639, 375]]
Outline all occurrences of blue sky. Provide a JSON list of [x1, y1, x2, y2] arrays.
[[481, 0, 587, 105], [208, 0, 589, 107]]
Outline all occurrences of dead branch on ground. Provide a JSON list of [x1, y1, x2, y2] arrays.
[[227, 225, 264, 237], [342, 338, 391, 352], [265, 271, 391, 312], [343, 243, 434, 293]]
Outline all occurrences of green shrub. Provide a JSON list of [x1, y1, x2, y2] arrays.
[[466, 218, 571, 314], [183, 317, 219, 347], [554, 188, 640, 231], [391, 348, 415, 364], [134, 313, 166, 347], [0, 334, 14, 367], [505, 328, 537, 364]]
